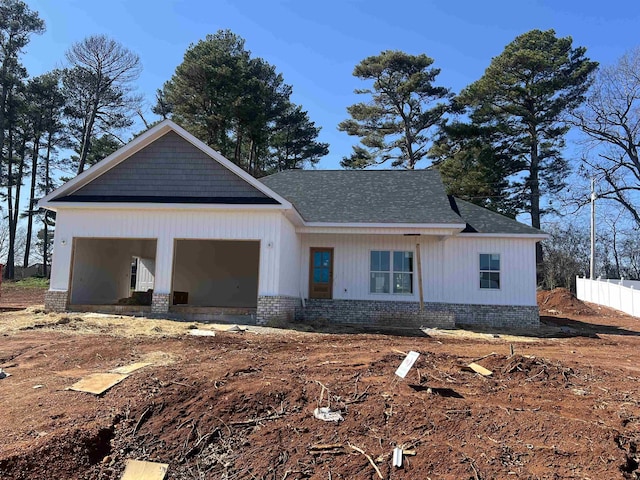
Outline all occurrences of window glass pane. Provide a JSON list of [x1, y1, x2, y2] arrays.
[[479, 254, 490, 271], [393, 251, 414, 272], [320, 268, 329, 282], [313, 269, 322, 282], [393, 273, 413, 294], [371, 251, 379, 272], [322, 252, 330, 266], [370, 272, 390, 293], [490, 254, 500, 271], [314, 252, 322, 267], [393, 251, 403, 271], [380, 251, 390, 271], [371, 251, 390, 272], [480, 272, 500, 289]]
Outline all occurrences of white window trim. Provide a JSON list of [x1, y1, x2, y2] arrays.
[[369, 250, 414, 295], [479, 253, 501, 290]]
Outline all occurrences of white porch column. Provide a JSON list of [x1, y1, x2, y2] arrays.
[[151, 236, 174, 314]]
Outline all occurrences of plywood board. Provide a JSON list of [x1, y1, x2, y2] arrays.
[[467, 362, 493, 376], [120, 459, 168, 480], [69, 373, 129, 395], [111, 362, 152, 374]]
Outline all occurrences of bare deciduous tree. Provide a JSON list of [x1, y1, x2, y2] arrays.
[[572, 47, 640, 227], [63, 34, 142, 174]]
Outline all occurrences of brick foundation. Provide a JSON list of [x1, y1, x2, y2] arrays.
[[151, 293, 171, 314], [44, 290, 69, 312], [257, 295, 301, 326], [300, 299, 539, 329]]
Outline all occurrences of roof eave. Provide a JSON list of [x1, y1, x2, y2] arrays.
[[457, 232, 549, 240], [38, 201, 290, 212]]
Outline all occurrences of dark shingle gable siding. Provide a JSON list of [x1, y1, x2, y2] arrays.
[[68, 131, 269, 200]]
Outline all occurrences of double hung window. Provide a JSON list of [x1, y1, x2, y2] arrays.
[[370, 251, 413, 294], [479, 253, 500, 289]]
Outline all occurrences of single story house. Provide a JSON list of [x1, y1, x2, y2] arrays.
[[39, 120, 546, 329]]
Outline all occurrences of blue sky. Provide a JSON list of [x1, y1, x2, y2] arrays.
[[21, 0, 640, 172]]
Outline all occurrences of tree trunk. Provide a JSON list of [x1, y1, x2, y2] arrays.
[[529, 129, 543, 268], [77, 74, 103, 174], [0, 62, 9, 183], [43, 219, 48, 277], [248, 138, 255, 176], [42, 132, 54, 277], [77, 109, 96, 174], [234, 126, 243, 165], [13, 136, 27, 258], [5, 125, 15, 280], [24, 134, 41, 268]]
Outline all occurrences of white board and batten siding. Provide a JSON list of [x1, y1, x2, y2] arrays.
[[299, 233, 538, 306], [278, 216, 301, 297], [49, 208, 294, 297]]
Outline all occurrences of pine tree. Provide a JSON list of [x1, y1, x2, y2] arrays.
[[339, 50, 451, 169]]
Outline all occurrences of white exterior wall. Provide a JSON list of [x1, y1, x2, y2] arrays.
[[441, 236, 537, 306], [299, 233, 538, 306], [50, 208, 288, 296], [277, 215, 301, 297], [300, 234, 438, 302]]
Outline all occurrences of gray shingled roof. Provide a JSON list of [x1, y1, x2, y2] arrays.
[[260, 169, 464, 224], [449, 197, 543, 235], [260, 169, 544, 235]]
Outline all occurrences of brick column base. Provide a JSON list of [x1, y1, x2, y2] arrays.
[[256, 296, 301, 326], [151, 293, 171, 315], [45, 290, 69, 312]]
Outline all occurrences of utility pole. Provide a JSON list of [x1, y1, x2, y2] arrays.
[[590, 178, 597, 280]]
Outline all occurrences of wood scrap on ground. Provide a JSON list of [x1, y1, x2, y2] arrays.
[[465, 362, 493, 376], [120, 459, 168, 480], [349, 444, 384, 479], [68, 373, 129, 395]]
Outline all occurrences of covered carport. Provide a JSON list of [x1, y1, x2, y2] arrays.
[[69, 238, 157, 306], [171, 239, 260, 308]]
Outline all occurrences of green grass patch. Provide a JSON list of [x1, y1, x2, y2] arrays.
[[3, 277, 50, 289]]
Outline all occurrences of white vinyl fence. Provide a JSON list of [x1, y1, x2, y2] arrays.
[[576, 277, 640, 317]]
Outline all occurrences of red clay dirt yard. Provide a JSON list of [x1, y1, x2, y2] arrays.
[[0, 286, 639, 479]]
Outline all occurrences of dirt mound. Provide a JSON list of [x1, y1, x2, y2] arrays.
[[538, 288, 596, 316], [2, 310, 640, 479]]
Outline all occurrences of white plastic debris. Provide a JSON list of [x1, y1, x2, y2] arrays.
[[0, 368, 10, 379], [313, 407, 343, 422], [392, 447, 403, 467], [395, 351, 420, 378], [189, 329, 216, 337]]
